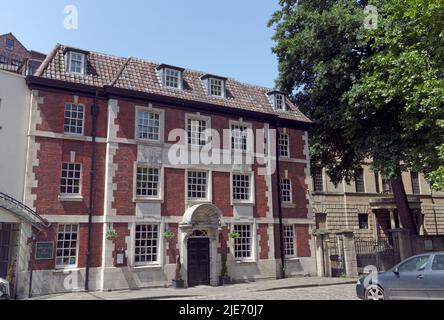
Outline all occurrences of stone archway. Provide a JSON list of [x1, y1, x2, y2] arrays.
[[179, 204, 221, 287]]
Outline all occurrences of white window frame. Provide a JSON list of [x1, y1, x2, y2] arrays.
[[55, 224, 79, 269], [207, 77, 225, 98], [0, 55, 5, 64], [64, 103, 85, 135], [186, 169, 212, 202], [279, 133, 290, 158], [134, 164, 163, 201], [135, 106, 165, 143], [66, 51, 86, 75], [162, 67, 182, 89], [185, 113, 211, 147], [274, 93, 286, 110], [229, 120, 253, 153], [232, 224, 253, 260], [59, 162, 82, 197], [133, 223, 160, 266], [231, 172, 255, 205], [281, 178, 293, 204], [283, 225, 296, 258]]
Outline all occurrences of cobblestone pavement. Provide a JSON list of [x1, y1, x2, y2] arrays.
[[169, 283, 358, 300], [31, 276, 359, 300]]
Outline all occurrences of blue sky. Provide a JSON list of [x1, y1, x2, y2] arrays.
[[0, 0, 281, 88]]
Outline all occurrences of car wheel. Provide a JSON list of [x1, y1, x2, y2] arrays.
[[365, 285, 385, 300]]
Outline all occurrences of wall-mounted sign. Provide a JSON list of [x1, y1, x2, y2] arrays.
[[35, 241, 54, 260], [115, 249, 127, 267]]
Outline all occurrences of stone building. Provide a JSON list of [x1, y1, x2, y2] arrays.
[[311, 165, 444, 241]]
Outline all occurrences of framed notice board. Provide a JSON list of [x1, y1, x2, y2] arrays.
[[35, 241, 54, 260]]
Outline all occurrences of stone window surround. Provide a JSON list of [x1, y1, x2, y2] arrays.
[[135, 105, 165, 144], [230, 171, 255, 206], [133, 163, 164, 202]]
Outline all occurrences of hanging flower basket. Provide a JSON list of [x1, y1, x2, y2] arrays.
[[163, 230, 176, 239], [106, 229, 118, 241], [229, 231, 240, 239]]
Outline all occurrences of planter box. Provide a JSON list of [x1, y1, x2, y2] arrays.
[[219, 276, 231, 286], [172, 279, 185, 289]]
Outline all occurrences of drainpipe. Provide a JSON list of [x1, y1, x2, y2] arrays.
[[85, 91, 99, 291], [274, 121, 285, 278], [27, 233, 37, 298]]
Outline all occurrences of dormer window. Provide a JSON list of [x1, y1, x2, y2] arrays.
[[202, 74, 226, 98], [268, 91, 287, 111], [157, 64, 184, 90], [275, 94, 285, 110], [65, 50, 86, 75]]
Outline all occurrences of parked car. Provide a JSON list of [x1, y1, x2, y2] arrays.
[[356, 252, 444, 300], [0, 278, 10, 300]]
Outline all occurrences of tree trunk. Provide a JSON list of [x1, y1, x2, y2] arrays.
[[391, 178, 418, 235]]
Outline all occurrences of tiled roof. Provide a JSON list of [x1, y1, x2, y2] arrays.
[[36, 44, 311, 124]]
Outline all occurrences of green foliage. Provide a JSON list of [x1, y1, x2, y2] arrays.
[[269, 0, 444, 187], [105, 229, 118, 241], [229, 231, 240, 239], [163, 230, 176, 239]]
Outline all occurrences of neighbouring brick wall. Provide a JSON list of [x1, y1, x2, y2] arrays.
[[213, 171, 232, 217], [258, 224, 269, 259], [34, 137, 103, 216], [0, 34, 31, 65], [78, 223, 103, 268], [111, 223, 130, 261], [162, 168, 185, 216], [218, 226, 229, 254], [112, 143, 137, 215], [166, 223, 179, 264], [116, 100, 135, 139], [32, 223, 103, 270], [280, 162, 309, 219], [295, 224, 311, 257], [35, 91, 108, 138], [287, 129, 305, 160]]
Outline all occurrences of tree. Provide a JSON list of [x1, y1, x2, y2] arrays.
[[269, 0, 444, 234]]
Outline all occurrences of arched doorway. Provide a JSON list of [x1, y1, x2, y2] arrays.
[[179, 204, 221, 287]]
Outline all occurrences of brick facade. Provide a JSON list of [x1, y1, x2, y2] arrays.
[[19, 44, 315, 293]]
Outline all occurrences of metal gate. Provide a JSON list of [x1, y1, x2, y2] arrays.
[[0, 223, 12, 278], [327, 234, 345, 277], [354, 237, 400, 273]]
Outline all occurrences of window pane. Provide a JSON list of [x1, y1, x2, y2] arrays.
[[398, 255, 430, 272], [232, 174, 250, 201], [60, 162, 81, 195], [136, 167, 159, 197], [432, 255, 444, 271], [234, 224, 251, 258], [280, 178, 292, 203], [355, 168, 365, 193], [312, 168, 323, 192], [64, 104, 84, 134], [279, 133, 290, 157], [134, 224, 159, 263], [55, 224, 78, 267], [137, 111, 160, 141]]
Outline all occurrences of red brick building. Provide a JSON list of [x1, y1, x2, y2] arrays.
[[20, 44, 314, 295], [0, 33, 45, 75]]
